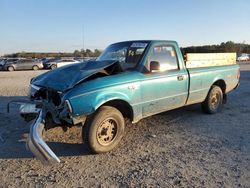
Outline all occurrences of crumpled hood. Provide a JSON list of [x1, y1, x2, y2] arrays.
[[32, 60, 117, 92]]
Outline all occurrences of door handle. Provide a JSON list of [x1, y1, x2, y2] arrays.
[[177, 75, 184, 81]]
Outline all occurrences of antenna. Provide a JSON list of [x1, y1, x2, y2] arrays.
[[82, 24, 85, 58]]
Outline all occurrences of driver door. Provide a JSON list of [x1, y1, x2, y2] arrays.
[[15, 60, 27, 70], [140, 44, 188, 117]]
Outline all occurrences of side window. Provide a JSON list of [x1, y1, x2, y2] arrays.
[[148, 45, 179, 72], [26, 60, 33, 63]]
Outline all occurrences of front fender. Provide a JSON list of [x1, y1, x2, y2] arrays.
[[69, 91, 132, 117], [93, 93, 131, 111]]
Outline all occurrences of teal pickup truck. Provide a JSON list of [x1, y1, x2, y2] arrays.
[[19, 40, 240, 164]]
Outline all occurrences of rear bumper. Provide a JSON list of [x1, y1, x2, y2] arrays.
[[27, 110, 60, 164]]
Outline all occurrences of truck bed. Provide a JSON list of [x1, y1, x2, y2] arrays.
[[185, 53, 236, 68]]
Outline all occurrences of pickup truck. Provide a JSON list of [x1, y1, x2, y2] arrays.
[[17, 40, 240, 164]]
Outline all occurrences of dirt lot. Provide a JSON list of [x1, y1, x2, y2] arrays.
[[0, 64, 250, 188]]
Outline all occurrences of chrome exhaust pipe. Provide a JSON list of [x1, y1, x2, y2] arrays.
[[27, 110, 60, 164]]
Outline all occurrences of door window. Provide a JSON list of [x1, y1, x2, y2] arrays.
[[148, 45, 179, 72], [18, 60, 25, 63], [25, 59, 33, 63]]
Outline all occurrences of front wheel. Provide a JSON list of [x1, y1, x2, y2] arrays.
[[202, 85, 223, 114], [7, 66, 14, 71], [32, 65, 39, 71], [82, 106, 125, 153]]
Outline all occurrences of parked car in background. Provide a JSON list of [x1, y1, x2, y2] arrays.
[[0, 58, 7, 69], [39, 57, 54, 64], [0, 58, 7, 63], [3, 59, 43, 71], [43, 58, 80, 69], [73, 57, 85, 62], [0, 58, 21, 70], [42, 58, 60, 68], [237, 54, 250, 61], [74, 57, 97, 62]]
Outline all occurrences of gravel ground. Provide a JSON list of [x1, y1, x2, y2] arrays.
[[0, 64, 250, 188]]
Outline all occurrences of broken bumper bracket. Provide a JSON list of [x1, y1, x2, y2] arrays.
[[27, 110, 60, 164]]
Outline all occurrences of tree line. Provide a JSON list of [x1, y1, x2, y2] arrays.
[[3, 41, 250, 58], [181, 41, 250, 55], [4, 49, 102, 58]]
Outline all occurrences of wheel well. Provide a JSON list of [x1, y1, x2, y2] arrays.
[[8, 66, 14, 70], [101, 100, 133, 121], [213, 80, 226, 93]]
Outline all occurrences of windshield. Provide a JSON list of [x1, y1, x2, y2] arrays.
[[97, 41, 149, 70]]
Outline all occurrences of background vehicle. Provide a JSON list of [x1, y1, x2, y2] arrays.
[[74, 57, 97, 62], [3, 59, 43, 71], [42, 58, 59, 69], [0, 58, 7, 63], [237, 54, 250, 61], [18, 40, 240, 164], [39, 57, 53, 64], [43, 58, 80, 69], [0, 58, 7, 69], [0, 58, 20, 70]]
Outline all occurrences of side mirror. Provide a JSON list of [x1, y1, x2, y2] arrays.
[[150, 61, 160, 72]]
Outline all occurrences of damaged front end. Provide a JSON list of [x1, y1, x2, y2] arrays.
[[10, 60, 122, 164], [9, 86, 73, 164]]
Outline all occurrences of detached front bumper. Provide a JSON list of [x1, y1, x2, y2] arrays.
[[27, 110, 60, 164], [8, 99, 75, 164]]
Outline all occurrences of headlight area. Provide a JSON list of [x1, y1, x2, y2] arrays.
[[21, 85, 63, 125], [22, 85, 86, 126], [58, 100, 73, 124], [28, 84, 41, 98], [65, 100, 73, 113]]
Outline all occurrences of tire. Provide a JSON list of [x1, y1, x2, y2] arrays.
[[7, 66, 14, 71], [202, 85, 223, 114], [82, 106, 125, 153], [51, 64, 57, 69], [32, 65, 39, 71]]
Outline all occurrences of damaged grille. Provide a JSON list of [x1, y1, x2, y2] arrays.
[[30, 86, 61, 106]]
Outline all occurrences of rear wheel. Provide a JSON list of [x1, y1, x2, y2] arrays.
[[82, 106, 125, 153], [7, 66, 14, 71], [32, 65, 39, 71], [202, 85, 223, 114]]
